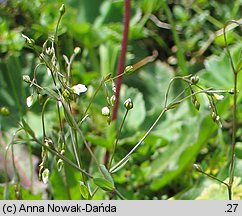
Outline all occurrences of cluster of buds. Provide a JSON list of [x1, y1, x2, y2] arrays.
[[190, 86, 200, 111], [209, 103, 222, 128], [39, 150, 49, 184], [56, 143, 65, 172], [39, 137, 54, 184], [191, 93, 200, 111]]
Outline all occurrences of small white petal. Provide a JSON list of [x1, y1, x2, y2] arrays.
[[47, 68, 51, 76], [213, 94, 224, 101], [26, 95, 33, 107], [58, 101, 62, 107], [101, 106, 110, 116], [71, 84, 87, 95], [74, 47, 81, 54]]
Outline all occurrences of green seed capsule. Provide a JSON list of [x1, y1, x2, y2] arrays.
[[194, 100, 200, 111], [212, 112, 217, 122]]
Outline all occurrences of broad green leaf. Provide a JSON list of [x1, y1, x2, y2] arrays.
[[199, 44, 242, 90], [149, 115, 217, 190], [195, 177, 242, 200], [99, 43, 119, 78], [86, 134, 112, 150], [50, 160, 81, 200], [119, 85, 146, 131]]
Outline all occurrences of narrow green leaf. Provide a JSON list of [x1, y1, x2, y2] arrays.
[[236, 59, 242, 73], [104, 73, 112, 82], [63, 108, 74, 128], [100, 165, 114, 185], [93, 178, 114, 192], [79, 181, 90, 200], [41, 87, 59, 100], [167, 101, 181, 110], [21, 118, 35, 138]]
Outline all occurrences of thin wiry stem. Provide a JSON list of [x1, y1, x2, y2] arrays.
[[109, 109, 129, 170], [110, 108, 166, 173], [223, 20, 241, 200]]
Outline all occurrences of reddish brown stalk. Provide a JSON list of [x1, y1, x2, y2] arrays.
[[104, 0, 131, 165], [112, 0, 131, 121]]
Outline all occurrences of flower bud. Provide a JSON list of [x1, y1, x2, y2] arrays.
[[112, 81, 116, 93], [23, 75, 31, 83], [26, 95, 34, 108], [211, 112, 217, 122], [194, 100, 200, 111], [59, 4, 65, 16], [44, 137, 53, 147], [229, 89, 234, 94], [101, 106, 110, 116], [107, 116, 111, 125], [124, 98, 133, 110], [124, 65, 134, 74], [110, 95, 116, 106], [0, 107, 10, 116], [63, 89, 70, 99], [74, 47, 81, 54], [193, 163, 203, 172], [190, 75, 199, 85]]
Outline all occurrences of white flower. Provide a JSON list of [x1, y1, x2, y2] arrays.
[[42, 168, 49, 184], [74, 47, 81, 54], [213, 94, 224, 101], [71, 84, 87, 95], [47, 68, 51, 76], [101, 106, 110, 116], [26, 95, 33, 107], [58, 100, 62, 108]]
